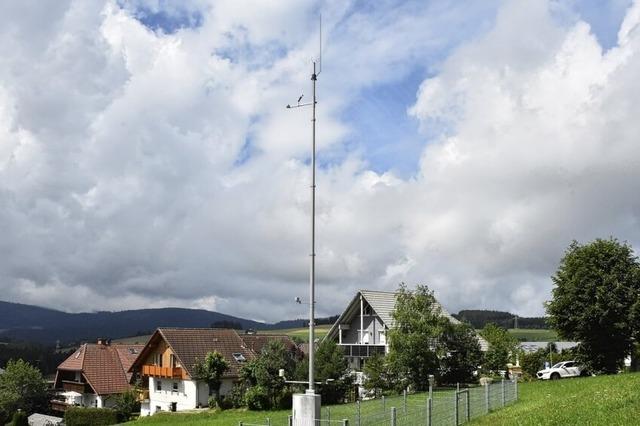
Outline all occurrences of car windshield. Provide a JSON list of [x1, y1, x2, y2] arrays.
[[551, 362, 565, 368]]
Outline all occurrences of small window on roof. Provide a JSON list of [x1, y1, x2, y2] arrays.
[[232, 352, 246, 362], [129, 348, 138, 354]]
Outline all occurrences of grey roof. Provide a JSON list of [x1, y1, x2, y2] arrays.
[[359, 289, 460, 329], [28, 413, 63, 426], [519, 341, 579, 354], [326, 289, 488, 350]]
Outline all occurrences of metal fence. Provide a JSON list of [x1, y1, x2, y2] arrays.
[[241, 379, 518, 426]]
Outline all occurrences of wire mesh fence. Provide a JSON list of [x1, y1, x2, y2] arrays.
[[241, 379, 518, 426]]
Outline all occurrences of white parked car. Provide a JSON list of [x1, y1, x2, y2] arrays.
[[536, 360, 586, 380]]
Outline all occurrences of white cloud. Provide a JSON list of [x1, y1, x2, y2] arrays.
[[0, 0, 639, 323]]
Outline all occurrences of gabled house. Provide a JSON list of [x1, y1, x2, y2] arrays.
[[52, 339, 143, 412], [129, 328, 298, 416], [325, 289, 489, 371]]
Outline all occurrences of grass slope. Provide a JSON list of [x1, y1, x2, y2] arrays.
[[507, 328, 558, 342], [471, 373, 640, 425]]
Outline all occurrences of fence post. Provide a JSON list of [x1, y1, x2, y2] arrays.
[[239, 422, 243, 426], [501, 379, 505, 407], [427, 397, 432, 426], [454, 391, 459, 426], [403, 389, 407, 414], [466, 391, 470, 422], [515, 377, 518, 401], [327, 407, 331, 423], [267, 418, 271, 426], [390, 407, 397, 426], [288, 415, 293, 426], [342, 419, 349, 426], [429, 383, 433, 401], [357, 400, 361, 426], [382, 395, 386, 412], [485, 383, 489, 414]]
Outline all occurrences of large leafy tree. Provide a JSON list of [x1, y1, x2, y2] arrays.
[[0, 359, 48, 423], [241, 341, 296, 409], [192, 351, 229, 404], [388, 284, 450, 390], [439, 322, 483, 384], [363, 353, 395, 397], [546, 238, 640, 373], [480, 323, 518, 373], [312, 340, 352, 404]]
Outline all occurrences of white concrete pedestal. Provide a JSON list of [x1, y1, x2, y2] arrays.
[[292, 391, 321, 425]]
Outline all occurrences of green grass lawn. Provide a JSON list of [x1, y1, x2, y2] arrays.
[[471, 373, 640, 425], [263, 324, 332, 342], [507, 329, 558, 342]]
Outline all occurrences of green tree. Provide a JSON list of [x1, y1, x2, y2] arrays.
[[388, 284, 450, 390], [113, 389, 140, 422], [546, 239, 640, 373], [193, 351, 229, 406], [480, 323, 518, 373], [362, 353, 395, 397], [241, 341, 296, 409], [0, 359, 47, 423], [314, 340, 352, 404], [439, 322, 483, 384]]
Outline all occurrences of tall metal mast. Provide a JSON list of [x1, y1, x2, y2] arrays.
[[308, 60, 317, 393]]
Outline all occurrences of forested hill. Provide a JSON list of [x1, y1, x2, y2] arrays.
[[453, 310, 548, 329], [0, 301, 276, 345]]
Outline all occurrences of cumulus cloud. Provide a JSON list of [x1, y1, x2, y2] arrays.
[[0, 0, 639, 321]]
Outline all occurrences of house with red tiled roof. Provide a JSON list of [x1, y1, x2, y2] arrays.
[[52, 339, 144, 412], [129, 328, 297, 416]]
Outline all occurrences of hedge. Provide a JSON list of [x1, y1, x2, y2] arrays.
[[64, 407, 119, 426]]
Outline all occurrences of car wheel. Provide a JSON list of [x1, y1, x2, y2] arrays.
[[551, 372, 560, 380], [580, 370, 589, 377]]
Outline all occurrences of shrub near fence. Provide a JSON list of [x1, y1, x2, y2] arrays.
[[64, 407, 119, 426]]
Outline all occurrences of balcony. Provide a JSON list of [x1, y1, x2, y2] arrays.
[[142, 365, 184, 379], [50, 400, 70, 412], [339, 344, 386, 358], [61, 380, 87, 394], [136, 389, 150, 402]]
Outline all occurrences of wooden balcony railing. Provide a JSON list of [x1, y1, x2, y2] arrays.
[[62, 380, 87, 393], [141, 365, 184, 378], [50, 400, 70, 412]]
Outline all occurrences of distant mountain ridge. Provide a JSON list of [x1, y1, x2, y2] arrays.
[[0, 300, 279, 345]]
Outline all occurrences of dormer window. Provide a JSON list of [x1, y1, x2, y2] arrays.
[[232, 353, 246, 362], [363, 305, 372, 316]]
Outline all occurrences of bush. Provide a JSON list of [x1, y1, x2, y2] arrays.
[[274, 387, 293, 409], [207, 396, 218, 409], [64, 407, 119, 426], [11, 410, 28, 426], [245, 386, 270, 411], [226, 384, 246, 408]]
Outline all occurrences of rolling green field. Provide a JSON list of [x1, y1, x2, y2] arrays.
[[507, 328, 558, 342], [471, 373, 640, 425]]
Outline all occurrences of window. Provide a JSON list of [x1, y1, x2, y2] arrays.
[[128, 348, 138, 355], [378, 330, 386, 345], [172, 382, 178, 392], [170, 354, 178, 368], [156, 380, 162, 392], [154, 353, 163, 367], [232, 352, 246, 362], [363, 305, 372, 315]]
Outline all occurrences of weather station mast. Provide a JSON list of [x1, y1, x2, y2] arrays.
[[285, 16, 323, 425]]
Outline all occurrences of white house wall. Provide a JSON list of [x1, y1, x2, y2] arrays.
[[144, 377, 237, 416]]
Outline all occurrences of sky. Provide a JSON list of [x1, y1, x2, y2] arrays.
[[1, 0, 639, 322]]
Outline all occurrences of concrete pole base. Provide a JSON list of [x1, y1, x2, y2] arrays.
[[292, 391, 321, 425]]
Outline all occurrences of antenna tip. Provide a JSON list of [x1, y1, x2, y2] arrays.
[[286, 104, 291, 109]]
